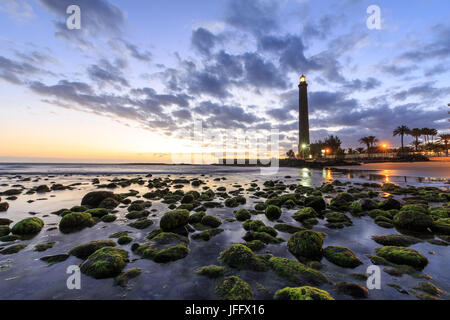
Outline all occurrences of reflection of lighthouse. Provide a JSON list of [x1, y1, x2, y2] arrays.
[[298, 75, 310, 156]]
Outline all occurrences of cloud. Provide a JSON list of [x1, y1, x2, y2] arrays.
[[0, 55, 43, 84], [0, 0, 34, 20], [191, 28, 220, 56], [400, 23, 450, 62], [37, 0, 125, 47], [87, 59, 130, 89], [225, 0, 280, 35]]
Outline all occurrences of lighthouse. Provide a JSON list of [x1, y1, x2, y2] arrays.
[[299, 75, 310, 157]]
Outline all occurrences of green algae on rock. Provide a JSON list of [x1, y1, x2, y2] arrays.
[[274, 286, 334, 300], [288, 230, 323, 260], [0, 244, 27, 255], [117, 235, 133, 245], [323, 246, 363, 268], [196, 265, 226, 278], [335, 281, 369, 298], [200, 215, 222, 228], [188, 211, 205, 224], [11, 217, 44, 235], [69, 240, 117, 259], [80, 247, 129, 279], [216, 276, 253, 300], [393, 210, 433, 231], [81, 191, 121, 208], [34, 241, 56, 252], [375, 246, 428, 270], [268, 256, 327, 285], [234, 209, 251, 221], [160, 209, 190, 231], [218, 244, 268, 271], [265, 205, 281, 221], [371, 234, 421, 247], [136, 232, 189, 263], [114, 268, 141, 287], [293, 207, 317, 222], [59, 212, 95, 233]]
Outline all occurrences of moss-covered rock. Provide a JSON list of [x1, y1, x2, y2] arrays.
[[59, 212, 95, 233], [378, 198, 402, 210], [0, 202, 9, 212], [393, 210, 433, 231], [287, 230, 323, 260], [98, 197, 120, 209], [431, 218, 450, 235], [85, 208, 110, 218], [40, 254, 70, 264], [196, 265, 226, 278], [274, 286, 334, 300], [265, 205, 281, 221], [252, 231, 281, 244], [224, 198, 239, 208], [325, 212, 353, 229], [375, 246, 428, 269], [34, 241, 56, 252], [0, 225, 10, 237], [128, 218, 153, 229], [274, 223, 303, 234], [117, 235, 133, 245], [70, 205, 89, 212], [0, 244, 27, 255], [125, 210, 150, 220], [243, 219, 265, 231], [235, 209, 251, 221], [359, 198, 379, 211], [371, 234, 421, 247], [69, 240, 117, 259], [201, 215, 222, 228], [293, 207, 317, 222], [192, 228, 224, 241], [160, 209, 190, 231], [218, 244, 267, 271], [188, 211, 206, 224], [216, 276, 253, 300], [80, 247, 128, 279], [109, 231, 132, 238], [243, 240, 266, 251], [101, 214, 117, 223], [11, 217, 44, 235], [336, 282, 368, 298], [304, 197, 326, 212], [81, 191, 120, 208], [269, 256, 327, 285], [323, 246, 363, 268], [114, 268, 141, 287], [136, 232, 189, 263]]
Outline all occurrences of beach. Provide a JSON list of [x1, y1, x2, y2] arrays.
[[0, 164, 448, 300]]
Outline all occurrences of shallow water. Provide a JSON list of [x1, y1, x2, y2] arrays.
[[0, 165, 448, 300]]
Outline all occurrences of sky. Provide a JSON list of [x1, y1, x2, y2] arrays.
[[0, 0, 449, 163]]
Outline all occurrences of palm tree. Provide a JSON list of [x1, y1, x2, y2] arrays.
[[286, 149, 296, 159], [409, 128, 422, 151], [356, 147, 365, 154], [429, 128, 438, 143], [439, 134, 450, 156], [393, 125, 410, 153], [359, 137, 371, 153]]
